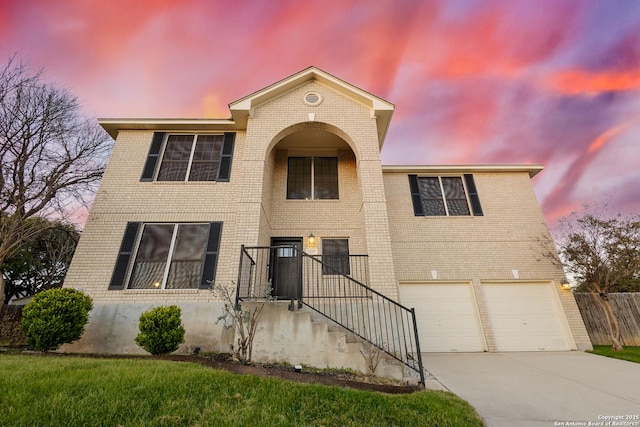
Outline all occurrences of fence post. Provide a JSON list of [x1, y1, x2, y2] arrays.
[[411, 308, 425, 387], [235, 245, 245, 309]]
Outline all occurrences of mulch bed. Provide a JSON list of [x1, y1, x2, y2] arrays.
[[157, 354, 424, 394]]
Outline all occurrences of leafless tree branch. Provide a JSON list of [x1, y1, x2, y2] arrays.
[[0, 55, 113, 305]]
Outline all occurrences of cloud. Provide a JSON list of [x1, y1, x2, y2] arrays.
[[2, 0, 639, 226], [541, 123, 634, 222], [547, 70, 640, 95]]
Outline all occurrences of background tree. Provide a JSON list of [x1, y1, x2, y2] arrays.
[[0, 56, 111, 305], [1, 217, 79, 302], [554, 205, 640, 350]]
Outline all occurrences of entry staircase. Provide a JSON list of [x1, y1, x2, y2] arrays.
[[236, 245, 425, 386]]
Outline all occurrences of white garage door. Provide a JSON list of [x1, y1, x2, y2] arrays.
[[400, 283, 485, 352], [483, 283, 571, 351]]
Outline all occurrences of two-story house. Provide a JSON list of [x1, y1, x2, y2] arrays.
[[63, 67, 592, 381]]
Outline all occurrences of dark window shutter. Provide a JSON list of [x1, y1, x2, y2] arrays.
[[140, 132, 165, 181], [109, 222, 140, 290], [408, 175, 424, 216], [464, 174, 483, 216], [217, 133, 235, 182], [200, 222, 223, 289]]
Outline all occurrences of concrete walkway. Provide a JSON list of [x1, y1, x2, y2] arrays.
[[423, 352, 640, 427]]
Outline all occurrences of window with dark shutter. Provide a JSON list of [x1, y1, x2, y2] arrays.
[[217, 133, 235, 182], [141, 133, 165, 181], [408, 175, 424, 216], [143, 133, 235, 182], [200, 222, 222, 289], [109, 222, 141, 289], [410, 174, 481, 217], [114, 222, 223, 290], [464, 174, 483, 216]]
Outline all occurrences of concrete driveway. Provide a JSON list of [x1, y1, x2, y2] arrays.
[[423, 352, 640, 427]]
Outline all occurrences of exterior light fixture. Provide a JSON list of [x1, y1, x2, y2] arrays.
[[560, 279, 571, 290], [308, 234, 316, 246], [153, 281, 161, 288]]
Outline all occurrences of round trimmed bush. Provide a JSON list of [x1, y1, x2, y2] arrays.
[[21, 288, 93, 352], [135, 305, 185, 355]]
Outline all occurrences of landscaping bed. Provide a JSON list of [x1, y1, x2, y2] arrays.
[[18, 350, 423, 394]]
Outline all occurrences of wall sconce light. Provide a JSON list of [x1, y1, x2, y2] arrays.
[[560, 279, 571, 290], [308, 233, 316, 247]]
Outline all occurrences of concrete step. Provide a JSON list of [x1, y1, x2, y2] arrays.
[[247, 302, 405, 381]]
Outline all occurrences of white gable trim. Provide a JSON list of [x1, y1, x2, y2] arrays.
[[229, 67, 394, 146]]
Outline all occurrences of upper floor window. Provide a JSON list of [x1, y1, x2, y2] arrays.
[[141, 132, 235, 182], [287, 157, 338, 200], [409, 174, 483, 217]]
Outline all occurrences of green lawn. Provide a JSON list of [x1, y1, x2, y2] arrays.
[[0, 355, 482, 427], [589, 345, 640, 364]]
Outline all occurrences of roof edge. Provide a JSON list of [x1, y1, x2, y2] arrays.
[[229, 66, 394, 147], [229, 66, 394, 110], [382, 164, 544, 178], [99, 118, 238, 139]]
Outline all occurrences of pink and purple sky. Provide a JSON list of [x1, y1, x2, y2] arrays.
[[1, 0, 639, 226]]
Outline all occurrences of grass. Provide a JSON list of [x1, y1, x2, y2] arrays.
[[0, 355, 483, 427], [589, 345, 640, 364]]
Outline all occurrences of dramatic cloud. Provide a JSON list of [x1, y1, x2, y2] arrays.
[[1, 0, 638, 225]]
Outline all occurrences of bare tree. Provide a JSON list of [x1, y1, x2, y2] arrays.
[[0, 56, 112, 305], [554, 205, 640, 351], [212, 281, 272, 364]]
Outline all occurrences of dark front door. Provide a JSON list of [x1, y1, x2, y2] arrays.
[[270, 237, 303, 300]]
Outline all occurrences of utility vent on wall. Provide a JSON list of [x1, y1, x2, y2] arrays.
[[304, 91, 322, 106]]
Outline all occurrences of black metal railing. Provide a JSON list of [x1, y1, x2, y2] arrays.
[[236, 245, 424, 385]]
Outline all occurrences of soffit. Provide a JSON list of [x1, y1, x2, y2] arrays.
[[99, 118, 239, 139], [382, 164, 544, 178]]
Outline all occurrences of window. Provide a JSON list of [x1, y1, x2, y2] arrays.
[[108, 222, 222, 290], [287, 157, 338, 199], [322, 239, 350, 275], [141, 132, 235, 182], [409, 174, 483, 217], [278, 247, 295, 258]]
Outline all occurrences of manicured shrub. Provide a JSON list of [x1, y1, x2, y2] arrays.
[[21, 288, 93, 352], [135, 305, 185, 355]]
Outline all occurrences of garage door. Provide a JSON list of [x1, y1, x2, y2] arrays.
[[483, 283, 571, 351], [400, 283, 485, 352]]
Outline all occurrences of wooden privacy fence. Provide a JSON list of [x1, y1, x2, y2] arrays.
[[574, 293, 640, 346]]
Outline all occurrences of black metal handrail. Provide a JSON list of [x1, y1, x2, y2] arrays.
[[236, 245, 425, 386]]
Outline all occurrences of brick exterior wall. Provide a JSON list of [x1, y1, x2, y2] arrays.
[[64, 129, 246, 304], [63, 72, 591, 355], [233, 81, 398, 296], [383, 170, 592, 350]]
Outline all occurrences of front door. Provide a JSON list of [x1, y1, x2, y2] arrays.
[[270, 237, 303, 300]]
